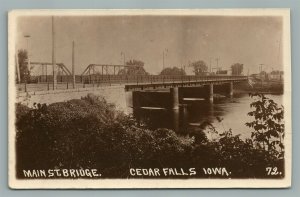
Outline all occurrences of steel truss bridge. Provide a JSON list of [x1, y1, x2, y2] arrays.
[[18, 62, 248, 92]]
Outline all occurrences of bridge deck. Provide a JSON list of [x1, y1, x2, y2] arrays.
[[124, 76, 248, 91], [17, 75, 248, 93]]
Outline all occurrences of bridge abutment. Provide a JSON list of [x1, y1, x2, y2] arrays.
[[17, 85, 128, 112]]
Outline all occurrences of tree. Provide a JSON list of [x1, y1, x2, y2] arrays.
[[231, 63, 243, 75], [189, 60, 208, 76], [118, 59, 148, 75], [159, 67, 186, 75], [216, 70, 228, 75], [270, 70, 283, 75], [17, 49, 31, 83], [245, 93, 284, 157]]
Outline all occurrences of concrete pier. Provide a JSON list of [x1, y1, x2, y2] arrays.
[[229, 82, 234, 97], [208, 84, 214, 103], [170, 87, 179, 109]]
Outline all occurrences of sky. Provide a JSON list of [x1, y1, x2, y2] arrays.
[[16, 15, 283, 75]]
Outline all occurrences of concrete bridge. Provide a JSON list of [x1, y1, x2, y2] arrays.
[[124, 75, 246, 91], [17, 75, 248, 112], [125, 75, 247, 110]]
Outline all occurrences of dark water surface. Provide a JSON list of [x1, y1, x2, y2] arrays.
[[134, 93, 283, 140]]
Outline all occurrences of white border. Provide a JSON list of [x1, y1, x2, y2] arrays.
[[8, 9, 291, 189]]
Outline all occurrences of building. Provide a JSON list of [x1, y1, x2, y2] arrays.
[[269, 70, 283, 81]]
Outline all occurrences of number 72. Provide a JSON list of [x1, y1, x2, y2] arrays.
[[266, 167, 279, 175]]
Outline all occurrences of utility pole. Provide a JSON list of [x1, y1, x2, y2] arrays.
[[15, 51, 20, 83], [162, 49, 168, 71], [24, 35, 31, 83], [259, 64, 264, 74], [72, 41, 75, 88], [121, 52, 126, 66], [215, 58, 220, 70], [259, 63, 264, 87], [163, 51, 165, 70], [209, 58, 212, 73], [52, 16, 57, 90]]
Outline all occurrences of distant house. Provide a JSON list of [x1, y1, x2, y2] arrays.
[[269, 70, 283, 81], [216, 70, 228, 75]]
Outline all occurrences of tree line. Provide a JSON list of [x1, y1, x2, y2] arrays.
[[159, 61, 244, 76]]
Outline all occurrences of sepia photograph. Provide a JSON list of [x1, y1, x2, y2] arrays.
[[8, 9, 291, 188]]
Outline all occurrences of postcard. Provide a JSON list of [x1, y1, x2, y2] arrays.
[[8, 9, 291, 188]]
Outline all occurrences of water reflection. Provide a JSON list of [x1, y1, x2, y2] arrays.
[[133, 93, 283, 139]]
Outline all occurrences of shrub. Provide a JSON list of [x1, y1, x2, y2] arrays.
[[15, 93, 285, 179], [15, 94, 193, 178]]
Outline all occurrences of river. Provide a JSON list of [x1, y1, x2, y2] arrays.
[[134, 93, 283, 140]]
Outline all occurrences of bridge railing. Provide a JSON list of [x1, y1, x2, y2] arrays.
[[81, 74, 247, 85], [17, 75, 248, 92]]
